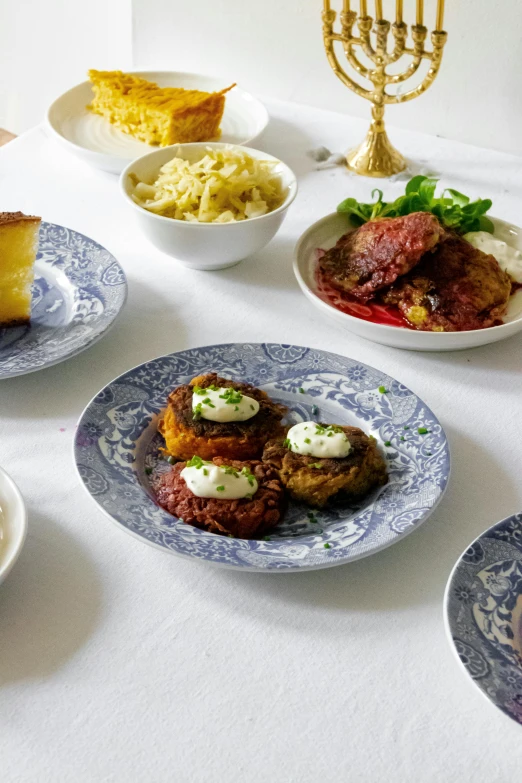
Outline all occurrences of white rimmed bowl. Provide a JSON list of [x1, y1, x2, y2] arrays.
[[120, 142, 298, 271], [0, 467, 27, 584], [46, 71, 269, 174], [294, 212, 522, 352]]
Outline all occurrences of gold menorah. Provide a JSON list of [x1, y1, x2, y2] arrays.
[[322, 1, 448, 177]]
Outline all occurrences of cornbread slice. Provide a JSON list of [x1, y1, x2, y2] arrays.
[[0, 211, 41, 328], [87, 70, 234, 146]]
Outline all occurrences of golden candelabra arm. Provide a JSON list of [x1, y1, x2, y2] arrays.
[[321, 1, 448, 177], [340, 10, 372, 79], [322, 9, 372, 100]]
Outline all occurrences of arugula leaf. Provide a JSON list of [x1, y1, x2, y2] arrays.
[[444, 188, 469, 207], [336, 176, 494, 235]]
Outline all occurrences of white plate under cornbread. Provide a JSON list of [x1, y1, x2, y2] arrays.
[[46, 71, 269, 174]]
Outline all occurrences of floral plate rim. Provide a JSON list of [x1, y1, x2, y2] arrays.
[[444, 512, 522, 726], [0, 221, 128, 380]]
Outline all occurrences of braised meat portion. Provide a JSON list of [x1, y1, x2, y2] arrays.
[[262, 426, 388, 508], [319, 212, 443, 300], [382, 234, 512, 331], [154, 458, 286, 539]]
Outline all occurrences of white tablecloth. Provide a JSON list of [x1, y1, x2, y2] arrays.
[[1, 101, 522, 782]]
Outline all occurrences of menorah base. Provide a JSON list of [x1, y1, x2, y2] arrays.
[[346, 126, 407, 178]]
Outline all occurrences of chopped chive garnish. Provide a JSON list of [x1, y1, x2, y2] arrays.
[[312, 404, 319, 415], [324, 543, 331, 549], [299, 387, 305, 394], [283, 438, 291, 449], [400, 436, 405, 442], [378, 385, 388, 394], [203, 468, 208, 476], [384, 440, 392, 447], [216, 485, 225, 492], [304, 437, 311, 444], [403, 425, 410, 430], [250, 404, 255, 410], [263, 536, 271, 541], [312, 463, 323, 469], [427, 451, 432, 456], [168, 456, 175, 465], [219, 387, 243, 405], [145, 467, 152, 475], [240, 467, 256, 487], [418, 427, 429, 435], [187, 455, 209, 469]]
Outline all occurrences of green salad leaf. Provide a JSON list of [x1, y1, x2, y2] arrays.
[[337, 176, 494, 234]]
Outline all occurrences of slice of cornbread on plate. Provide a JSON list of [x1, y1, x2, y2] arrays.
[[87, 70, 235, 147], [0, 211, 41, 328]]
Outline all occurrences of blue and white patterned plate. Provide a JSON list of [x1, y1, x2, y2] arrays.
[[74, 343, 450, 571], [445, 513, 522, 726], [0, 221, 127, 379]]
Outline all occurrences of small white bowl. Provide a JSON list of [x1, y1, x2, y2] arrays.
[[0, 466, 27, 585], [120, 142, 297, 271], [294, 212, 522, 352]]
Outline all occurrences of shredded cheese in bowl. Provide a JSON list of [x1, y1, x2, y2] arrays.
[[130, 147, 286, 223]]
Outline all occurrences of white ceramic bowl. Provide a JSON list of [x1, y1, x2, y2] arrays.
[[294, 212, 522, 352], [46, 71, 269, 174], [120, 142, 298, 271], [0, 466, 27, 585]]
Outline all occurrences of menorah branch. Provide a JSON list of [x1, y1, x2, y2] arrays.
[[340, 10, 372, 79], [385, 30, 447, 103], [322, 10, 372, 100]]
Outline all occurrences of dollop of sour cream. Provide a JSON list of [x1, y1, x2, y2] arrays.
[[464, 231, 522, 283], [181, 457, 258, 499], [192, 385, 260, 423], [285, 421, 351, 459]]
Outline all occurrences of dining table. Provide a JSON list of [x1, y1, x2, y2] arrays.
[[1, 97, 521, 782]]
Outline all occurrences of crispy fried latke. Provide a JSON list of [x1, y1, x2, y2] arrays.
[[154, 458, 286, 539], [262, 425, 388, 508], [158, 373, 286, 461]]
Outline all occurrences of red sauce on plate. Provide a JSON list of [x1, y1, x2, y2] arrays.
[[314, 258, 412, 330]]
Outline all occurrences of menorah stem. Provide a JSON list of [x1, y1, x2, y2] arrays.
[[346, 90, 406, 178]]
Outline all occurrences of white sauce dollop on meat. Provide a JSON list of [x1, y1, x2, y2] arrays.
[[464, 231, 522, 283]]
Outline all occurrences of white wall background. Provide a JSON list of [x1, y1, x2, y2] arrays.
[[0, 0, 132, 135], [1, 0, 522, 156], [132, 0, 522, 156]]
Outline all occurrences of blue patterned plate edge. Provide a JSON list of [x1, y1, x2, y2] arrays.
[[74, 342, 451, 572], [0, 221, 128, 379], [444, 512, 522, 726]]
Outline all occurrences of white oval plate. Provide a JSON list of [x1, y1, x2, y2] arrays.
[[294, 213, 522, 352], [46, 71, 269, 174], [0, 466, 27, 585]]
